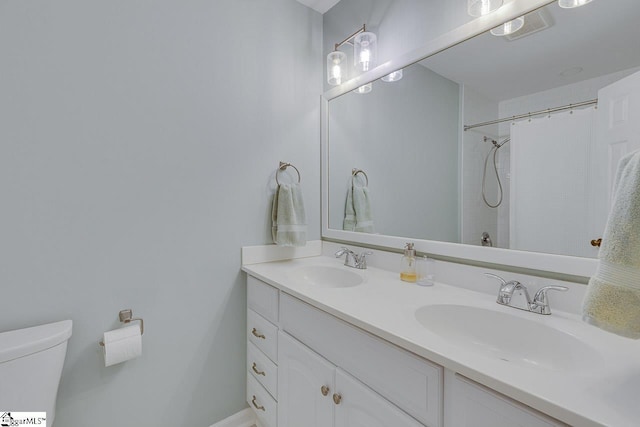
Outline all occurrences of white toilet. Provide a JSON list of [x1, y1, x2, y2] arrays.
[[0, 320, 72, 426]]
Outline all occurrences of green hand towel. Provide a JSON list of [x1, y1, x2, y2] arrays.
[[272, 183, 307, 247]]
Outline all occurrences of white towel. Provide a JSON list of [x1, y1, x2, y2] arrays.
[[343, 178, 374, 233], [582, 150, 640, 339], [271, 183, 307, 247]]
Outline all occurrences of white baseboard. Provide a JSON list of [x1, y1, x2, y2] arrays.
[[210, 408, 256, 427]]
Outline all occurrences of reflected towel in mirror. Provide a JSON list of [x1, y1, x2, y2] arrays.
[[343, 184, 374, 233]]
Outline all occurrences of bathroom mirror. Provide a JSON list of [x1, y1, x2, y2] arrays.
[[322, 0, 640, 276]]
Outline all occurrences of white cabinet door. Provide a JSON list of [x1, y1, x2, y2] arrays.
[[334, 368, 425, 427], [277, 331, 334, 427], [445, 373, 566, 427]]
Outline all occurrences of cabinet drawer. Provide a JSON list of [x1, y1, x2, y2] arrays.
[[281, 293, 442, 427], [248, 309, 278, 362], [247, 374, 277, 427], [247, 275, 279, 324], [247, 341, 278, 398]]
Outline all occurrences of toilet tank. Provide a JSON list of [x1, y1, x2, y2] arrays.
[[0, 320, 72, 426]]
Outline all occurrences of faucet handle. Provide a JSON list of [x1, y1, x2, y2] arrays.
[[532, 285, 568, 315], [356, 251, 373, 269], [484, 272, 507, 285]]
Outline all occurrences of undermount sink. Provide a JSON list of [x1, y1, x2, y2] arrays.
[[289, 265, 364, 288], [415, 304, 602, 372]]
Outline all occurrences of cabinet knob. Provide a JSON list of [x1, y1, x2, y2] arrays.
[[591, 238, 602, 247], [251, 328, 266, 339], [251, 395, 265, 411], [252, 362, 266, 376], [321, 385, 330, 396], [333, 393, 342, 405]]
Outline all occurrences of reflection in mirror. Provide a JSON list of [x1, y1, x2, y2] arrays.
[[327, 0, 640, 259]]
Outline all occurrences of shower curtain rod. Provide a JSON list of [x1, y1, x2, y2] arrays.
[[464, 99, 598, 131]]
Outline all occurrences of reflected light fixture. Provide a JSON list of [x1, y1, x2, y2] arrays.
[[468, 0, 504, 17], [490, 16, 525, 36], [327, 24, 378, 89], [558, 0, 593, 8], [353, 83, 372, 94], [381, 69, 403, 82]]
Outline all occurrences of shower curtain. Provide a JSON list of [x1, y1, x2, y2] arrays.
[[509, 108, 597, 257]]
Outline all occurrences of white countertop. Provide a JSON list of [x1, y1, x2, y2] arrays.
[[242, 255, 640, 427]]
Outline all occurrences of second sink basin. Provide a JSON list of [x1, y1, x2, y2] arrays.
[[289, 265, 364, 288], [415, 304, 602, 372]]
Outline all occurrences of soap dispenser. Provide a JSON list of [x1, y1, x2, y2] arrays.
[[400, 243, 417, 282]]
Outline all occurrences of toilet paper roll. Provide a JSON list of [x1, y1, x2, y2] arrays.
[[102, 325, 142, 367]]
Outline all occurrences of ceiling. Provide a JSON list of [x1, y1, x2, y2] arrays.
[[296, 0, 341, 14], [422, 0, 640, 101]]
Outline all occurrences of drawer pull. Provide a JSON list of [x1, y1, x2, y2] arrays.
[[252, 362, 266, 376], [251, 395, 265, 411], [321, 385, 330, 396], [333, 393, 342, 405], [251, 328, 266, 339]]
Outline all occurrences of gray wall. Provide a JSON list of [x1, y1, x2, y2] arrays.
[[0, 1, 321, 426]]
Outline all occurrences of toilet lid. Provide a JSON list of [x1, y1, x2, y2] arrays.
[[0, 320, 72, 363]]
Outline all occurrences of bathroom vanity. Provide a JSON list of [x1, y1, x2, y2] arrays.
[[241, 248, 640, 427]]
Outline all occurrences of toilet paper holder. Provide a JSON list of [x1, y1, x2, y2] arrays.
[[99, 309, 144, 347]]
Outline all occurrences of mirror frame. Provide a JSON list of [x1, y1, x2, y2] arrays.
[[321, 0, 597, 278]]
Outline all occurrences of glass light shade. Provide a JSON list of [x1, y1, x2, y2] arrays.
[[468, 0, 504, 16], [327, 51, 347, 86], [381, 69, 403, 82], [558, 0, 593, 8], [353, 83, 372, 94], [490, 16, 525, 36], [354, 32, 377, 73]]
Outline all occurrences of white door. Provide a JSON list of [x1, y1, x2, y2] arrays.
[[277, 332, 334, 427], [334, 368, 424, 427], [595, 70, 640, 233]]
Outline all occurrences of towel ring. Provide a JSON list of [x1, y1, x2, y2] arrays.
[[276, 161, 301, 186], [352, 168, 369, 186]]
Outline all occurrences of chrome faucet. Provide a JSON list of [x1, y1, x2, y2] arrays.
[[484, 273, 568, 315], [335, 247, 372, 269]]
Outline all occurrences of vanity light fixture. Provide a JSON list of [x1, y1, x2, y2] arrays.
[[558, 0, 593, 8], [354, 31, 377, 73], [468, 0, 504, 17], [327, 24, 378, 88], [327, 51, 347, 85], [490, 16, 525, 36], [381, 69, 403, 82]]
